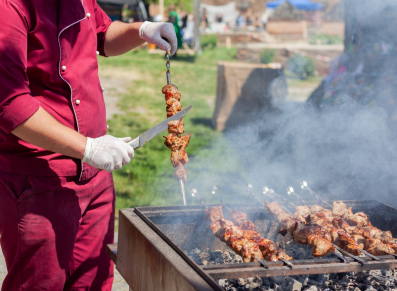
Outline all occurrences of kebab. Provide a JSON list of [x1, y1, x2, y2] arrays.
[[204, 204, 292, 262], [288, 199, 396, 256], [265, 200, 337, 257], [299, 201, 396, 255], [282, 189, 390, 257], [210, 186, 293, 264], [193, 191, 265, 263], [285, 186, 389, 256], [162, 51, 191, 205]]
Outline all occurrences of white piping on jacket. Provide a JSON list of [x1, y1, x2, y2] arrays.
[[57, 1, 87, 181]]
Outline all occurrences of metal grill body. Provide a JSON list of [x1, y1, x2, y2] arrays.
[[112, 200, 397, 291]]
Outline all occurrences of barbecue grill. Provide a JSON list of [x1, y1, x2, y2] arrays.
[[108, 200, 397, 291]]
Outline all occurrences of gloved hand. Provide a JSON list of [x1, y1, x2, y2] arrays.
[[139, 21, 178, 55], [83, 135, 134, 173]]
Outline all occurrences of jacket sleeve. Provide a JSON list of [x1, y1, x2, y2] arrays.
[[94, 3, 112, 57], [0, 0, 40, 134]]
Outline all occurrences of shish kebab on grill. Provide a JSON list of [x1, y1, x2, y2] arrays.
[[204, 205, 292, 263], [266, 200, 397, 257]]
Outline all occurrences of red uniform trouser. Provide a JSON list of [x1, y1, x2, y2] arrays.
[[0, 170, 115, 291]]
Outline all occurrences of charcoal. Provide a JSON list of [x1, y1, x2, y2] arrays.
[[238, 278, 248, 286], [271, 277, 284, 286], [281, 277, 303, 291]]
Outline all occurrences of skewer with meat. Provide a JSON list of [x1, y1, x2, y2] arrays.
[[162, 84, 191, 183], [203, 205, 263, 262], [265, 201, 336, 257], [331, 201, 397, 255], [204, 205, 291, 262], [292, 201, 396, 256], [228, 209, 292, 261]]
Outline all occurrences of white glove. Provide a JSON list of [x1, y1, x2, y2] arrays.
[[139, 21, 178, 55], [83, 135, 134, 173]]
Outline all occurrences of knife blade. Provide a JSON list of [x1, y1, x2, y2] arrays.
[[128, 105, 192, 149]]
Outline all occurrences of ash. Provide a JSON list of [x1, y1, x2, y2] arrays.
[[218, 270, 397, 291], [188, 247, 243, 265]]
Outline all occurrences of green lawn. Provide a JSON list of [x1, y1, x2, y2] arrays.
[[98, 47, 237, 211]]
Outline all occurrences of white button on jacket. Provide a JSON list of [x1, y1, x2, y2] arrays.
[[76, 99, 80, 105], [61, 65, 66, 71], [86, 13, 91, 18]]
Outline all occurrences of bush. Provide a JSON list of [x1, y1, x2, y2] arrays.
[[260, 49, 276, 64], [287, 55, 316, 79], [201, 34, 218, 50], [309, 34, 343, 45]]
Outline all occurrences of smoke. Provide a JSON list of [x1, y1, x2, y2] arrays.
[[184, 0, 397, 208], [188, 100, 397, 208]]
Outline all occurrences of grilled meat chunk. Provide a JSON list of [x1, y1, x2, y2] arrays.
[[227, 237, 263, 263], [167, 120, 185, 135], [162, 84, 190, 182], [229, 209, 257, 231], [204, 205, 224, 222]]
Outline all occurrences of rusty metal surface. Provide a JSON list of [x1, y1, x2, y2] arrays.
[[134, 200, 397, 282], [134, 208, 224, 291], [205, 259, 397, 280], [117, 210, 217, 291]]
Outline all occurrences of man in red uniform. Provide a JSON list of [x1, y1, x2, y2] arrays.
[[0, 0, 177, 290]]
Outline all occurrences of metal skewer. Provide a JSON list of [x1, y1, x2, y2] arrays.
[[165, 50, 185, 205], [300, 181, 332, 208], [191, 188, 207, 208], [287, 186, 307, 206], [180, 180, 186, 206], [165, 51, 171, 85], [263, 187, 297, 212], [254, 256, 270, 268], [211, 186, 231, 210], [357, 249, 380, 261], [333, 245, 366, 264], [247, 185, 294, 268]]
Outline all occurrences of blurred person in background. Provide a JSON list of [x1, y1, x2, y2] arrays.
[[181, 10, 188, 30], [236, 13, 246, 29], [201, 8, 209, 28], [0, 0, 177, 289], [216, 13, 223, 23], [183, 14, 195, 46], [168, 4, 182, 53], [121, 3, 131, 23]]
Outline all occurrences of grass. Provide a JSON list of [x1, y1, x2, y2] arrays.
[[98, 47, 237, 212]]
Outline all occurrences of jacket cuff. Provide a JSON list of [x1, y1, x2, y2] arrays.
[[0, 94, 40, 133]]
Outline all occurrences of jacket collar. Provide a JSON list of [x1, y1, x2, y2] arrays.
[[57, 0, 86, 35]]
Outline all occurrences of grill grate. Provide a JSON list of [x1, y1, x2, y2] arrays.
[[134, 200, 397, 283]]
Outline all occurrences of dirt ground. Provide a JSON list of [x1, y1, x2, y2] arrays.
[[99, 66, 139, 120]]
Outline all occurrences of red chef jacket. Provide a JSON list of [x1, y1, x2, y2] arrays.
[[0, 0, 111, 180]]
